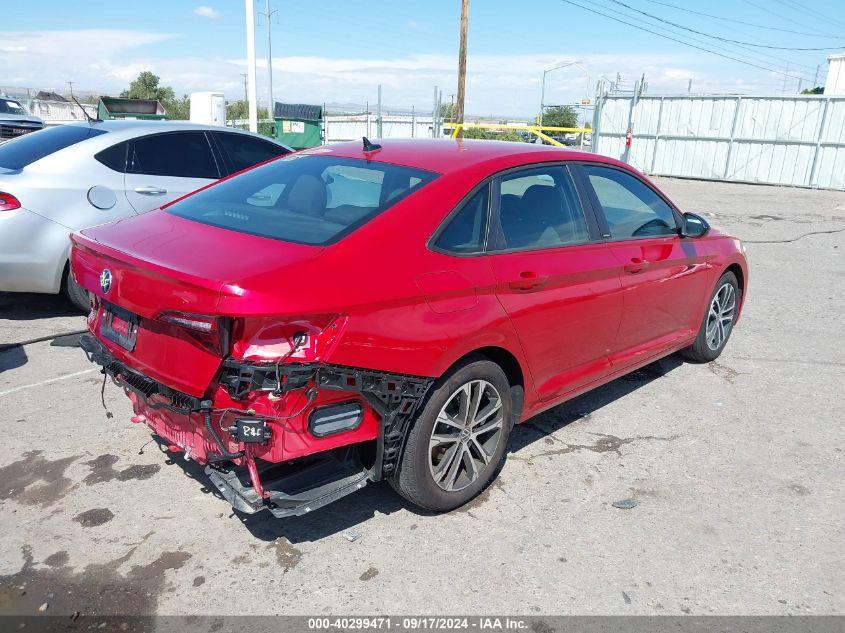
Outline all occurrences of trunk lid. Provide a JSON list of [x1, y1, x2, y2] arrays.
[[71, 210, 323, 397]]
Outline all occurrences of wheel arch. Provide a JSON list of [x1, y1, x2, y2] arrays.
[[437, 344, 528, 425]]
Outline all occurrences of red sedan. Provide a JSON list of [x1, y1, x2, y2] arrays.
[[71, 138, 747, 517]]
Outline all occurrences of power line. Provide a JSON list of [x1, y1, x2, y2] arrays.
[[604, 0, 845, 50], [770, 0, 845, 31], [592, 0, 819, 75], [637, 0, 844, 39], [556, 0, 810, 82], [740, 0, 841, 37]]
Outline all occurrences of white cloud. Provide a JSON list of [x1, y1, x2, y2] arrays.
[[193, 6, 221, 19], [0, 34, 787, 117]]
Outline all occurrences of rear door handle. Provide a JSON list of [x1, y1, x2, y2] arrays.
[[134, 186, 168, 196], [508, 271, 548, 291], [624, 258, 650, 274]]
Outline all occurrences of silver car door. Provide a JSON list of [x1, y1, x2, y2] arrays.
[[123, 130, 221, 214]]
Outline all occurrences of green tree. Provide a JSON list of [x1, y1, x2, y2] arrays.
[[225, 100, 274, 137], [800, 86, 824, 95], [540, 105, 578, 129], [120, 71, 175, 103], [438, 102, 456, 121], [462, 126, 524, 142], [120, 71, 192, 120]]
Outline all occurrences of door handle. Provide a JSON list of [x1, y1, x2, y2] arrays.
[[134, 186, 168, 196], [508, 271, 548, 291], [624, 257, 650, 274]]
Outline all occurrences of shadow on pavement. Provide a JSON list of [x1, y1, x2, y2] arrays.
[[148, 355, 687, 543], [0, 344, 28, 375], [0, 292, 79, 321]]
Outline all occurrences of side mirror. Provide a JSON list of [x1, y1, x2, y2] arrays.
[[680, 212, 709, 238]]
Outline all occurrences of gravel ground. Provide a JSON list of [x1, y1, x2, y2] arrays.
[[0, 177, 843, 617]]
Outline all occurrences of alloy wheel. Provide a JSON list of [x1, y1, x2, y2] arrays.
[[706, 282, 736, 350], [428, 379, 505, 492]]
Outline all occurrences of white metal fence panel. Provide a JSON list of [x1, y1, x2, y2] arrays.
[[325, 114, 435, 143], [594, 94, 845, 191]]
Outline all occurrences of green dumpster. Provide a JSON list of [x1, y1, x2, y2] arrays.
[[274, 102, 322, 149], [97, 97, 167, 120]]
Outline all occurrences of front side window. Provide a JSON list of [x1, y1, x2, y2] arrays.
[[167, 154, 438, 245], [434, 184, 489, 254], [585, 166, 677, 239], [129, 131, 219, 179], [496, 166, 589, 250], [214, 132, 289, 174], [0, 125, 107, 171]]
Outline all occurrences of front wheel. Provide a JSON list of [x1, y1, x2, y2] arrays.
[[681, 271, 740, 363], [390, 357, 512, 512]]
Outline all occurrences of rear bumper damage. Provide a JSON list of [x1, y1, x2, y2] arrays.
[[79, 332, 432, 517]]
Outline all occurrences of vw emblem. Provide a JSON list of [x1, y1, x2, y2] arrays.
[[99, 269, 112, 294]]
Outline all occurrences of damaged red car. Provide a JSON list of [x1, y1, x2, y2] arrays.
[[71, 138, 747, 517]]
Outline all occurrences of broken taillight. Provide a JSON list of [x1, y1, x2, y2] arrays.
[[159, 311, 219, 334], [157, 311, 229, 355]]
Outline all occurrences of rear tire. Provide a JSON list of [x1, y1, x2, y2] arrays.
[[390, 356, 512, 512], [63, 265, 90, 312], [681, 271, 740, 363]]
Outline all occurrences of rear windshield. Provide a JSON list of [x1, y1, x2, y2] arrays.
[[0, 100, 27, 115], [0, 125, 107, 170], [167, 154, 439, 245]]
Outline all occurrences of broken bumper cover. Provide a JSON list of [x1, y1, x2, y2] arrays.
[[79, 331, 434, 515]]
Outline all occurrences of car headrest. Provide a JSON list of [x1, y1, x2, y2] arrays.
[[520, 185, 562, 224], [287, 174, 327, 216]]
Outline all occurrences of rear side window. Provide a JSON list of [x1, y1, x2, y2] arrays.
[[496, 166, 589, 250], [0, 125, 107, 170], [95, 141, 129, 173], [129, 131, 219, 179], [214, 132, 289, 174], [167, 154, 438, 245], [434, 185, 489, 254], [584, 166, 677, 239]]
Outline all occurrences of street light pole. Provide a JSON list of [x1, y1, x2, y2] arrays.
[[245, 0, 259, 132], [261, 0, 277, 122], [538, 60, 590, 130]]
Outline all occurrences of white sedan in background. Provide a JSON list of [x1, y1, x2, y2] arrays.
[[0, 120, 290, 309]]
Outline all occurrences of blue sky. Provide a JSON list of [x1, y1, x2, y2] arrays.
[[1, 0, 842, 116]]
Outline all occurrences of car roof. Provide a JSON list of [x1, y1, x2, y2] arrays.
[[63, 119, 280, 139], [306, 138, 623, 174]]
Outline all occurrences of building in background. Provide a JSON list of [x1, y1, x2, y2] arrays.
[[824, 53, 845, 95]]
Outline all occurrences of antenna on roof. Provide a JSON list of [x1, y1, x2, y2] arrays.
[[71, 96, 102, 124], [362, 136, 382, 152]]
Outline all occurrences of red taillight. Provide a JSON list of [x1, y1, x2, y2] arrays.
[[0, 192, 21, 211]]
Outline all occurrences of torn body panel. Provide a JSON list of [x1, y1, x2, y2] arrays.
[[79, 332, 432, 516]]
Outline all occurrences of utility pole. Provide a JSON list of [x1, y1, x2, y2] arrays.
[[813, 64, 820, 89], [376, 84, 383, 138], [687, 78, 692, 93], [454, 0, 469, 135], [782, 63, 790, 94], [66, 81, 75, 98], [432, 85, 438, 138], [245, 0, 259, 132], [241, 73, 249, 103], [260, 0, 277, 120]]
